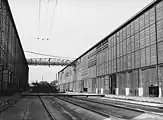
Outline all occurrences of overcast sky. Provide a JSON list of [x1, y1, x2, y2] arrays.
[[8, 0, 153, 83]]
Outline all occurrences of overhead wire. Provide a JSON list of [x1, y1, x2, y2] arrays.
[[24, 50, 76, 60], [43, 0, 50, 40], [37, 0, 48, 40], [47, 0, 58, 39], [37, 0, 41, 40], [37, 0, 58, 41]]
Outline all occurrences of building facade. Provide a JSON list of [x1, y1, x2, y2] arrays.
[[58, 0, 163, 97], [0, 0, 29, 93]]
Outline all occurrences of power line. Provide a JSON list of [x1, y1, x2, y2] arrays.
[[37, 0, 58, 40], [37, 0, 49, 40], [24, 50, 76, 60], [48, 0, 58, 38], [37, 0, 41, 40]]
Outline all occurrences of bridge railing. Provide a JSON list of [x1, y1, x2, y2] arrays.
[[26, 58, 74, 66]]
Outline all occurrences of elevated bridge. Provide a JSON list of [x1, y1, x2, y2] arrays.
[[25, 51, 75, 66], [26, 58, 74, 66]]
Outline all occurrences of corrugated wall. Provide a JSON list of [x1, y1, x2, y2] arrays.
[[58, 0, 163, 97]]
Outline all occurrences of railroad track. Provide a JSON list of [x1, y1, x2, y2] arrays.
[[38, 95, 56, 120], [38, 93, 163, 119], [45, 93, 120, 119], [88, 97, 163, 114], [70, 96, 163, 116], [56, 96, 121, 120], [57, 96, 163, 119]]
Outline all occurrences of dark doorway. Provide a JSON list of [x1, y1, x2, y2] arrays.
[[110, 74, 116, 94]]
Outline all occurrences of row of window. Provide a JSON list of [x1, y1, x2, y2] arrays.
[[60, 1, 163, 80]]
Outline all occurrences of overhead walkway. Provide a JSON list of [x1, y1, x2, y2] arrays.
[[26, 58, 74, 66]]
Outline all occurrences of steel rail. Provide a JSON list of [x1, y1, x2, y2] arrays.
[[38, 95, 56, 120], [93, 97, 163, 111], [37, 93, 163, 118], [66, 96, 163, 117], [56, 96, 120, 120], [101, 97, 163, 109]]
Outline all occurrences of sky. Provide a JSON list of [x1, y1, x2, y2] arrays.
[[8, 0, 153, 83]]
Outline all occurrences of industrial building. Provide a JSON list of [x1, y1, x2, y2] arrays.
[[0, 0, 29, 94], [58, 0, 163, 97]]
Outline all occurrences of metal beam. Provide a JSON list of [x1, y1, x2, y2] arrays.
[[26, 58, 74, 66]]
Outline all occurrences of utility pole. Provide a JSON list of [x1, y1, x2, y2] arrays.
[[42, 76, 44, 81], [56, 73, 57, 81]]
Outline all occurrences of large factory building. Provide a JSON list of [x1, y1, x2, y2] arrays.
[[58, 0, 163, 97], [0, 0, 29, 94]]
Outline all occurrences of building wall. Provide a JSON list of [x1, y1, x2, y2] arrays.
[[0, 0, 29, 93], [88, 48, 96, 93], [58, 0, 163, 97]]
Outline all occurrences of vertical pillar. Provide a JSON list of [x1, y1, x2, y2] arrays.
[[158, 66, 163, 97], [101, 77, 104, 94], [96, 86, 98, 94], [126, 72, 130, 96], [138, 69, 143, 96], [159, 86, 162, 97], [116, 88, 119, 95], [116, 74, 119, 95], [154, 2, 160, 97], [101, 88, 104, 94]]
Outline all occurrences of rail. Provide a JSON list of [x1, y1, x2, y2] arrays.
[[57, 96, 163, 119], [21, 93, 105, 97], [38, 95, 56, 120]]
